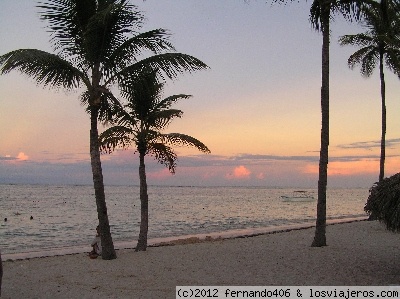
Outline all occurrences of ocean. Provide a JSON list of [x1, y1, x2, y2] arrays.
[[0, 184, 369, 257]]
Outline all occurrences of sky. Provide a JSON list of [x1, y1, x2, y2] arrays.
[[1, 0, 400, 188]]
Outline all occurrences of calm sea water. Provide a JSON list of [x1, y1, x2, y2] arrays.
[[0, 184, 369, 255]]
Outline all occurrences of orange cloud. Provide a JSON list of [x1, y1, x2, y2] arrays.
[[226, 165, 251, 179], [17, 152, 29, 161]]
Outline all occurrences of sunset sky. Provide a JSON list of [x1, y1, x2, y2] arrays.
[[1, 0, 400, 187]]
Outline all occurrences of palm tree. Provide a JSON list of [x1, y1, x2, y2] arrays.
[[0, 0, 208, 259], [272, 0, 370, 246], [99, 69, 210, 251], [339, 0, 400, 182]]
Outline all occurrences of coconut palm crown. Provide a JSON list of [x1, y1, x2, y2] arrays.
[[339, 0, 400, 79], [100, 69, 210, 251], [0, 0, 208, 259]]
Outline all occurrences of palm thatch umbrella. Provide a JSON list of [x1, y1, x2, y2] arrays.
[[365, 172, 400, 231]]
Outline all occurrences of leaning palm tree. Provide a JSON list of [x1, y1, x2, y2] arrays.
[[339, 0, 400, 182], [0, 0, 208, 259], [100, 69, 210, 251], [272, 0, 370, 246]]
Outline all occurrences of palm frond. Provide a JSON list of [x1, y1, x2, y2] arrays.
[[38, 0, 97, 56], [150, 109, 183, 129], [154, 94, 192, 111], [308, 0, 375, 31], [309, 0, 324, 31], [114, 104, 137, 128], [99, 125, 133, 153], [272, 0, 376, 31], [97, 90, 123, 123], [38, 0, 144, 65], [339, 33, 375, 47], [360, 0, 400, 37], [385, 47, 400, 77], [80, 90, 91, 112], [118, 67, 162, 115], [334, 0, 375, 22], [338, 0, 400, 78], [346, 46, 377, 76], [0, 49, 85, 89], [116, 53, 209, 83], [148, 142, 177, 173], [84, 1, 144, 64], [104, 29, 175, 79], [160, 133, 211, 154], [359, 50, 378, 76]]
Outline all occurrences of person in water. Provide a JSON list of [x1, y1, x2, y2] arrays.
[[89, 226, 101, 258]]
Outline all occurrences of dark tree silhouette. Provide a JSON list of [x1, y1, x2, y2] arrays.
[[0, 0, 207, 259], [339, 0, 400, 182], [100, 70, 210, 251]]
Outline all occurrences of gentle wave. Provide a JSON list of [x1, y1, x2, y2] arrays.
[[0, 185, 369, 255]]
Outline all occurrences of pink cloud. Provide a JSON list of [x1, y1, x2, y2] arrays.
[[17, 152, 29, 161], [201, 171, 217, 179], [257, 172, 265, 180], [147, 168, 171, 180], [226, 165, 251, 179]]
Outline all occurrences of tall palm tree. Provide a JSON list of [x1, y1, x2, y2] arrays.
[[0, 0, 208, 259], [339, 0, 400, 182], [272, 0, 369, 246], [99, 69, 210, 251]]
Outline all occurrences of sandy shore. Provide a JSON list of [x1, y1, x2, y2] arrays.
[[2, 220, 400, 298]]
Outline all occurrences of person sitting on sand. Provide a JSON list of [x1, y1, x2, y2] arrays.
[[89, 226, 101, 258]]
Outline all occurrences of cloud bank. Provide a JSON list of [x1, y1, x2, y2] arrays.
[[1, 144, 397, 188]]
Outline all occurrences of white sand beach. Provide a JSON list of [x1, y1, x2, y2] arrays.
[[2, 220, 400, 298]]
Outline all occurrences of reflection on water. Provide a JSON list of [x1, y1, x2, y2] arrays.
[[0, 185, 368, 254]]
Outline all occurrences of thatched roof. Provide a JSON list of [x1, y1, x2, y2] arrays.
[[365, 172, 400, 232]]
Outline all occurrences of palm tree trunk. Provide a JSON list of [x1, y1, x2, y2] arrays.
[[90, 107, 117, 260], [379, 49, 386, 182], [136, 151, 149, 251], [312, 3, 330, 247]]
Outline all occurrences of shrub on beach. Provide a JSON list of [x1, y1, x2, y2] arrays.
[[365, 173, 400, 232]]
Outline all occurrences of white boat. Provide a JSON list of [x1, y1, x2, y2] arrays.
[[281, 191, 315, 202]]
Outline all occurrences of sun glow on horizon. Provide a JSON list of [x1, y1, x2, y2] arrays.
[[303, 157, 400, 177]]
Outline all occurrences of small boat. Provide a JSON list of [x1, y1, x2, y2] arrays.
[[281, 191, 315, 202]]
